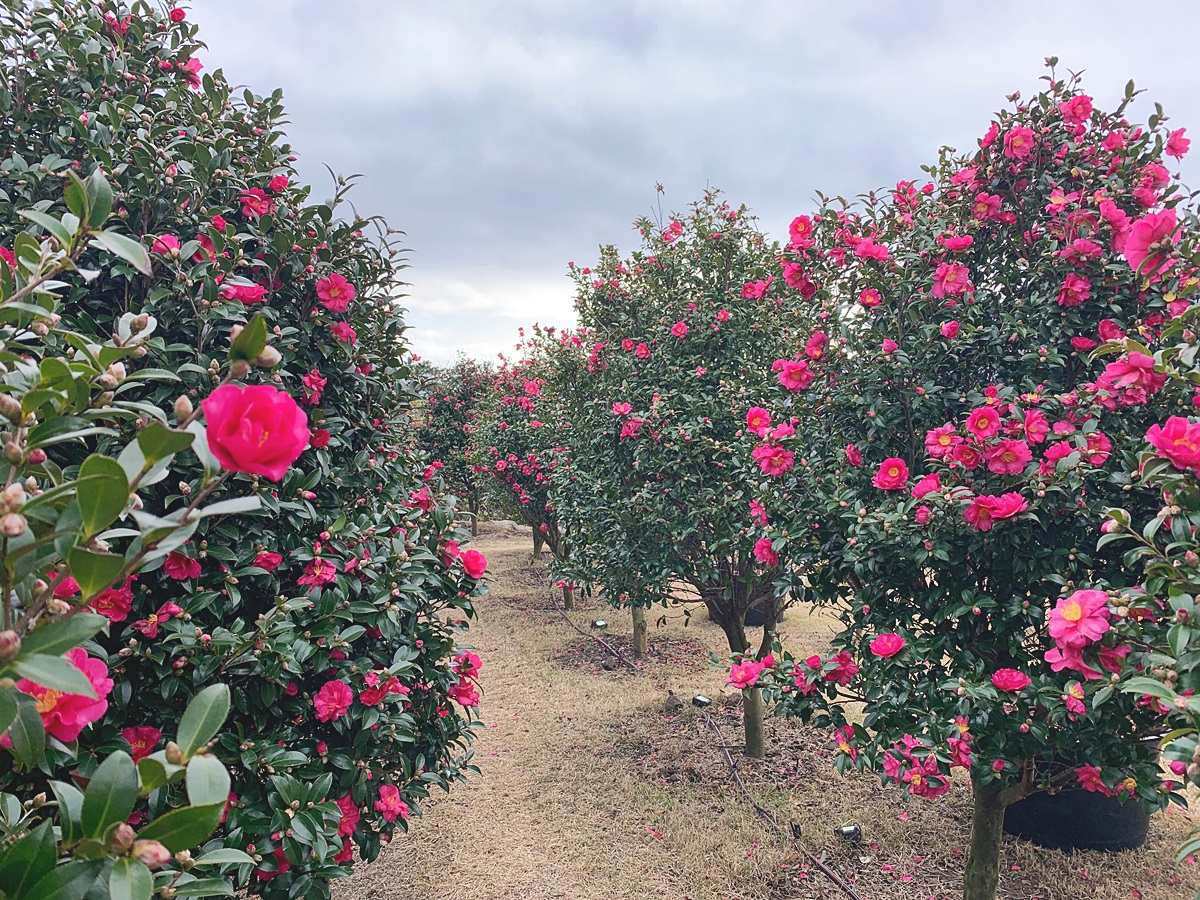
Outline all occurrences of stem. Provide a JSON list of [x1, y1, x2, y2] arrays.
[[963, 778, 1006, 900], [743, 686, 765, 759], [630, 605, 648, 659]]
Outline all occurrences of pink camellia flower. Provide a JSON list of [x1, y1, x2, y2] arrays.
[[448, 678, 480, 707], [753, 538, 778, 566], [669, 321, 688, 339], [963, 492, 1028, 531], [872, 458, 909, 491], [1146, 417, 1200, 472], [1049, 589, 1110, 648], [316, 274, 356, 313], [931, 261, 972, 298], [268, 174, 289, 193], [314, 680, 354, 722], [940, 320, 959, 339], [0, 246, 15, 269], [727, 658, 767, 690], [330, 321, 357, 344], [151, 235, 179, 255], [825, 651, 858, 686], [254, 551, 284, 571], [1002, 126, 1036, 160], [991, 669, 1031, 692], [752, 444, 795, 477], [844, 443, 863, 466], [1084, 431, 1112, 466], [1094, 352, 1166, 406], [14, 648, 112, 742], [90, 578, 135, 622], [240, 187, 273, 218], [869, 633, 905, 659], [298, 558, 338, 589], [772, 358, 814, 392], [805, 332, 828, 360], [1064, 681, 1086, 717], [925, 424, 962, 459], [133, 602, 183, 639], [202, 383, 310, 481], [858, 288, 882, 308], [359, 674, 408, 707], [943, 234, 974, 252], [374, 784, 410, 823], [1123, 209, 1178, 276], [1167, 128, 1191, 160], [789, 215, 815, 247], [749, 499, 768, 525], [986, 439, 1032, 475], [180, 57, 203, 88], [716, 308, 730, 322], [1057, 94, 1093, 126], [460, 549, 487, 579], [122, 726, 163, 763], [169, 7, 187, 22], [336, 793, 361, 837], [1070, 336, 1097, 352], [218, 282, 267, 305], [1057, 273, 1091, 307], [1023, 410, 1049, 444], [164, 551, 202, 580], [455, 651, 482, 680], [310, 429, 330, 449], [952, 443, 983, 470], [914, 505, 931, 525], [965, 406, 1001, 440], [612, 401, 632, 417], [301, 369, 327, 406], [881, 338, 899, 354], [746, 407, 771, 436], [911, 473, 940, 499]]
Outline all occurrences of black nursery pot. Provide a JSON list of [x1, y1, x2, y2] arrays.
[[1003, 788, 1150, 852]]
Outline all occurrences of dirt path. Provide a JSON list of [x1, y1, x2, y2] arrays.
[[336, 526, 1200, 900]]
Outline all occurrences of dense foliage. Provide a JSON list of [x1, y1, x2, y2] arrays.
[[0, 3, 484, 898], [740, 68, 1195, 898], [414, 359, 488, 534]]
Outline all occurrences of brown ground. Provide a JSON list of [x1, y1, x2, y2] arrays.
[[335, 525, 1200, 900]]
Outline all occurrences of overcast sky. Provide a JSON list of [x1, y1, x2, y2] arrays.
[[193, 0, 1200, 365]]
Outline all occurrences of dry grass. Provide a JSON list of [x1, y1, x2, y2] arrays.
[[334, 525, 1200, 900]]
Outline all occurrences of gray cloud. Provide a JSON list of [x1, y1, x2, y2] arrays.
[[193, 0, 1200, 362]]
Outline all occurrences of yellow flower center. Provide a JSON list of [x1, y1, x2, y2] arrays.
[[35, 689, 62, 715], [1060, 600, 1084, 622]]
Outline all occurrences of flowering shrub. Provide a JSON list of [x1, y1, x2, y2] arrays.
[[0, 173, 257, 897], [745, 69, 1193, 899], [414, 359, 489, 534], [0, 3, 484, 897], [548, 191, 813, 756]]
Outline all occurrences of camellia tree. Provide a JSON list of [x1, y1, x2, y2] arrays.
[[0, 3, 486, 898], [414, 358, 489, 534], [549, 191, 814, 757], [741, 69, 1194, 898]]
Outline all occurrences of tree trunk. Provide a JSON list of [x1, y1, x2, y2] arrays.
[[468, 496, 479, 536], [742, 686, 764, 759], [562, 584, 574, 610], [963, 779, 1006, 900], [630, 605, 648, 659], [532, 530, 544, 559]]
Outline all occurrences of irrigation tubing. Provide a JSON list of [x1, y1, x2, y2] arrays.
[[696, 708, 865, 900], [546, 585, 639, 673]]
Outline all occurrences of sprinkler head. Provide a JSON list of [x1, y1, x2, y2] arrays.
[[835, 823, 862, 843], [691, 694, 713, 708]]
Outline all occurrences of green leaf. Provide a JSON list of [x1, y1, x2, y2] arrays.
[[1119, 676, 1176, 701], [49, 780, 84, 847], [191, 849, 254, 867], [0, 687, 18, 738], [80, 751, 138, 839], [186, 422, 221, 475], [89, 231, 152, 277], [228, 314, 267, 364], [18, 613, 107, 658], [63, 173, 89, 221], [170, 878, 235, 897], [176, 685, 230, 760], [25, 858, 104, 900], [134, 803, 224, 853], [17, 209, 73, 246], [108, 857, 153, 900], [185, 754, 231, 807], [0, 820, 56, 898], [196, 496, 261, 519], [137, 422, 194, 466], [68, 548, 125, 600], [85, 170, 113, 229], [6, 694, 45, 768], [76, 454, 129, 539], [11, 655, 97, 699], [137, 753, 184, 795]]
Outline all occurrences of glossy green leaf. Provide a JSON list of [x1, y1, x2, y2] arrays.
[[25, 858, 104, 900], [17, 209, 72, 247], [227, 314, 267, 364], [136, 421, 194, 465], [185, 754, 230, 807], [80, 750, 138, 838], [76, 454, 129, 539], [84, 169, 113, 228], [89, 230, 152, 276], [68, 548, 125, 600], [176, 685, 230, 760], [134, 803, 224, 853], [11, 654, 96, 698], [108, 857, 153, 900], [191, 849, 254, 867], [49, 780, 84, 846], [18, 613, 107, 658], [0, 820, 56, 898]]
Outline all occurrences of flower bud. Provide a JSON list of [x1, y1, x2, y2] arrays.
[[3, 442, 23, 464], [0, 630, 20, 660], [1, 513, 27, 536], [3, 482, 27, 507], [0, 393, 20, 421], [132, 839, 172, 870], [109, 822, 135, 853], [229, 324, 244, 341], [107, 362, 126, 381], [131, 313, 150, 332], [164, 741, 183, 765], [27, 449, 46, 465], [230, 360, 250, 379], [254, 345, 281, 368]]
